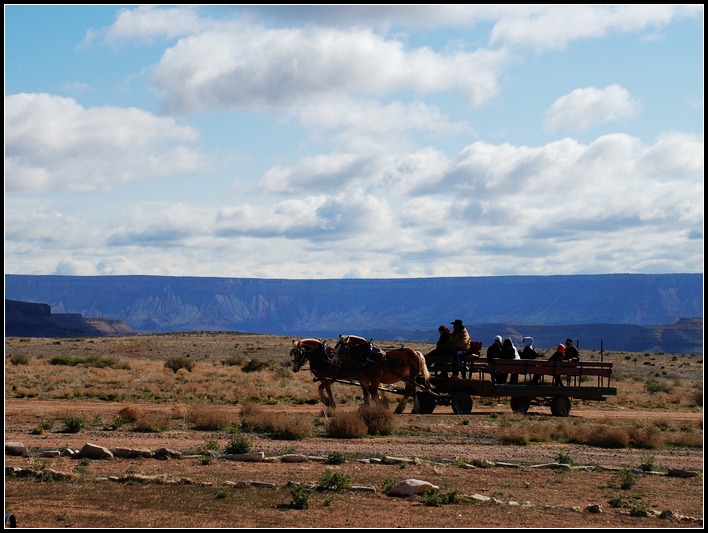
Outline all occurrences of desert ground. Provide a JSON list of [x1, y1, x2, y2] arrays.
[[4, 333, 704, 528]]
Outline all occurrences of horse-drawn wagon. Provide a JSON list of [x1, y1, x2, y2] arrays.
[[418, 344, 617, 416], [290, 336, 617, 417]]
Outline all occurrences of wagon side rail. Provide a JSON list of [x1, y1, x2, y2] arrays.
[[486, 359, 613, 388]]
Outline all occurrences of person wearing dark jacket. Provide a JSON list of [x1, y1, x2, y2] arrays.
[[520, 337, 539, 359], [436, 325, 452, 348], [486, 335, 505, 384], [424, 325, 453, 374], [564, 338, 580, 362]]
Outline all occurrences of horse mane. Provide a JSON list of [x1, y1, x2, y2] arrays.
[[293, 338, 325, 351], [339, 334, 368, 344]]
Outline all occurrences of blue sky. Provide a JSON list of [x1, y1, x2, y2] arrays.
[[4, 5, 704, 279]]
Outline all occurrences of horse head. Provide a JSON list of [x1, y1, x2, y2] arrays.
[[290, 338, 325, 372], [335, 334, 381, 366]]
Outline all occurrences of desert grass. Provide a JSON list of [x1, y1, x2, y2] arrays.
[[239, 401, 313, 439], [133, 411, 173, 432], [357, 404, 397, 435], [186, 404, 238, 431], [326, 410, 369, 438], [495, 415, 702, 450], [5, 333, 703, 447]]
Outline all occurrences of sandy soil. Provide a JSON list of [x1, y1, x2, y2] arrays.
[[4, 333, 703, 528], [4, 398, 704, 529]]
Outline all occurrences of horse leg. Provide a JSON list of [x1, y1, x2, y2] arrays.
[[394, 383, 414, 414], [318, 380, 336, 409], [360, 384, 371, 406], [369, 380, 385, 407]]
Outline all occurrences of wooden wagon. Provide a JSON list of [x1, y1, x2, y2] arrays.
[[416, 342, 616, 416]]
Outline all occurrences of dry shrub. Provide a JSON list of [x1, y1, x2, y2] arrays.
[[690, 385, 703, 407], [267, 413, 313, 439], [319, 405, 336, 418], [240, 401, 312, 439], [667, 431, 703, 447], [187, 404, 237, 430], [12, 387, 40, 398], [628, 425, 661, 449], [133, 411, 172, 432], [358, 404, 397, 435], [498, 424, 532, 445], [118, 405, 143, 422], [582, 424, 630, 448], [240, 401, 263, 421], [326, 410, 368, 438], [525, 421, 556, 442]]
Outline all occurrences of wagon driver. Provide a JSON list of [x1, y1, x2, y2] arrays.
[[449, 319, 471, 379]]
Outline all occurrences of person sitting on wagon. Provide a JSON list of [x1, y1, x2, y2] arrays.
[[520, 337, 539, 359], [436, 325, 452, 349], [547, 343, 566, 385], [501, 337, 520, 383], [448, 319, 471, 379], [564, 338, 581, 362], [486, 335, 505, 384], [423, 325, 452, 373]]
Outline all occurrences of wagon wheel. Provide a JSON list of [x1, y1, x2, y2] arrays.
[[415, 391, 436, 414], [451, 391, 473, 415], [550, 395, 571, 417], [510, 396, 531, 415]]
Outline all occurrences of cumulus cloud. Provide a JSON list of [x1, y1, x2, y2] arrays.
[[297, 98, 470, 138], [81, 5, 205, 47], [4, 6, 702, 279], [106, 203, 214, 247], [544, 85, 640, 133], [150, 25, 507, 113], [215, 190, 392, 242], [489, 4, 703, 50], [4, 93, 207, 192], [4, 206, 101, 246]]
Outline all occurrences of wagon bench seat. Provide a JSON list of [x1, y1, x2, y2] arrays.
[[489, 359, 613, 378]]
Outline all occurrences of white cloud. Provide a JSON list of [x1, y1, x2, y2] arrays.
[[150, 25, 508, 113], [81, 5, 205, 47], [4, 206, 101, 246], [298, 98, 470, 138], [544, 85, 640, 133], [489, 4, 703, 50], [4, 93, 207, 192], [4, 6, 702, 280], [216, 190, 393, 242]]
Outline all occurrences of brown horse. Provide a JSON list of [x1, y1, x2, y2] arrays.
[[334, 334, 430, 414], [290, 338, 358, 409]]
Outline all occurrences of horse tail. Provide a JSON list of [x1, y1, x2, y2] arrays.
[[415, 350, 430, 383]]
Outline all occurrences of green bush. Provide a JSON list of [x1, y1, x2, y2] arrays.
[[639, 455, 656, 471], [419, 489, 461, 507], [618, 468, 637, 490], [555, 452, 573, 464], [326, 452, 346, 465], [224, 436, 252, 455], [63, 416, 86, 433], [318, 469, 351, 491], [289, 483, 310, 509]]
